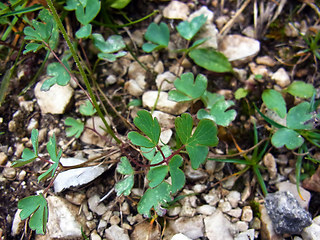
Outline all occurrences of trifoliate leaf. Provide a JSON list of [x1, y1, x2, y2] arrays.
[[168, 72, 207, 102], [65, 117, 84, 138], [147, 165, 168, 188], [116, 156, 134, 175], [176, 14, 207, 40], [79, 100, 96, 116], [262, 89, 286, 119], [209, 100, 237, 127], [271, 128, 304, 150], [75, 0, 100, 25], [92, 34, 126, 53], [142, 22, 169, 52], [115, 157, 134, 196], [200, 91, 224, 109], [286, 102, 314, 130], [286, 81, 315, 98], [18, 194, 48, 235], [189, 48, 233, 73], [137, 182, 172, 218]]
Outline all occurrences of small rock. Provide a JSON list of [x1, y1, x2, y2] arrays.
[[215, 15, 230, 29], [219, 34, 260, 66], [91, 230, 102, 240], [222, 175, 237, 189], [17, 170, 26, 181], [130, 221, 161, 240], [105, 75, 117, 85], [250, 217, 261, 230], [203, 188, 221, 206], [172, 215, 204, 239], [159, 129, 172, 145], [142, 91, 191, 115], [131, 30, 144, 48], [303, 166, 320, 193], [3, 163, 16, 180], [80, 116, 112, 147], [249, 62, 269, 77], [155, 71, 176, 91], [154, 61, 164, 74], [271, 68, 291, 88], [192, 184, 207, 193], [65, 191, 86, 205], [188, 6, 214, 24], [265, 191, 312, 234], [8, 120, 17, 132], [11, 209, 24, 236], [276, 181, 311, 209], [110, 215, 120, 225], [19, 100, 34, 112], [163, 1, 189, 20], [234, 229, 255, 240], [263, 153, 277, 180], [152, 111, 175, 129], [301, 220, 320, 240], [196, 205, 216, 216], [105, 225, 130, 240], [124, 79, 144, 97], [88, 194, 108, 215], [86, 220, 96, 231], [241, 26, 255, 38], [128, 62, 147, 85], [35, 80, 74, 114], [204, 210, 234, 240], [0, 152, 8, 165], [185, 165, 208, 181], [27, 118, 38, 133], [226, 191, 241, 208], [235, 221, 248, 232], [227, 208, 242, 218], [241, 206, 253, 222], [121, 202, 130, 215], [171, 233, 192, 240], [259, 204, 282, 240], [256, 56, 276, 67], [168, 206, 181, 217], [285, 22, 300, 37], [97, 220, 108, 234], [218, 201, 232, 213]]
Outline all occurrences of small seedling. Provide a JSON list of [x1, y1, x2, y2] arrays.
[[142, 22, 170, 52], [65, 117, 84, 138], [79, 100, 97, 116], [115, 110, 218, 217]]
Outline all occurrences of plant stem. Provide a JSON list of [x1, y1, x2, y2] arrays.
[[45, 0, 121, 144]]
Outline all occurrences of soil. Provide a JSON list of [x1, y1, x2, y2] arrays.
[[1, 0, 320, 239]]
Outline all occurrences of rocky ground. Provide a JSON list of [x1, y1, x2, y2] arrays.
[[1, 0, 320, 239]]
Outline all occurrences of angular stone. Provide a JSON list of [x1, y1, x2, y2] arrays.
[[88, 194, 108, 216], [130, 221, 161, 240], [204, 210, 234, 240], [163, 1, 189, 20], [172, 215, 204, 239], [302, 219, 320, 240], [155, 71, 176, 91], [265, 191, 312, 234], [272, 68, 291, 88], [105, 225, 130, 240]]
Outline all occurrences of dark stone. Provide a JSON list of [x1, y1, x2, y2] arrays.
[[265, 191, 312, 235]]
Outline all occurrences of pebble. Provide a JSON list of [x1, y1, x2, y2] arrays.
[[124, 79, 144, 97], [121, 201, 130, 215], [11, 209, 24, 236], [196, 205, 216, 216], [215, 15, 230, 29], [234, 229, 255, 240], [19, 100, 34, 112], [152, 111, 175, 129], [302, 217, 320, 240], [0, 152, 8, 165], [142, 91, 191, 115], [163, 0, 189, 20], [86, 220, 96, 231], [8, 120, 17, 132], [27, 118, 38, 133], [218, 201, 232, 213], [192, 184, 207, 193], [155, 71, 176, 91], [184, 165, 208, 181], [204, 210, 234, 240], [105, 225, 130, 240], [88, 194, 108, 216], [250, 217, 261, 230], [3, 163, 16, 179], [171, 233, 192, 240], [226, 191, 241, 208], [159, 129, 172, 145], [168, 206, 181, 217], [17, 170, 26, 181], [35, 80, 74, 114], [110, 215, 121, 225], [172, 215, 204, 239], [222, 175, 237, 189], [235, 221, 249, 232], [303, 166, 320, 193], [248, 62, 269, 77], [154, 61, 164, 74], [256, 56, 276, 67], [271, 68, 291, 88], [263, 153, 277, 180], [259, 204, 282, 240], [130, 221, 161, 240], [227, 208, 242, 218], [65, 191, 86, 205], [90, 230, 102, 240], [219, 34, 260, 66], [97, 219, 108, 234], [203, 188, 220, 206], [241, 206, 253, 222], [82, 202, 93, 221]]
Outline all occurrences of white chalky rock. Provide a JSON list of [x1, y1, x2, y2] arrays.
[[172, 216, 204, 239], [163, 1, 189, 20], [171, 233, 192, 240], [204, 210, 234, 240], [142, 91, 191, 115], [272, 68, 291, 88], [124, 79, 144, 97], [155, 71, 176, 91], [35, 80, 74, 114], [188, 6, 214, 24], [152, 111, 175, 129], [219, 34, 260, 66], [105, 225, 130, 240]]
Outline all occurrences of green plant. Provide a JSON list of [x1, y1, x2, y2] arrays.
[[168, 72, 237, 127], [142, 15, 233, 73], [115, 110, 218, 217]]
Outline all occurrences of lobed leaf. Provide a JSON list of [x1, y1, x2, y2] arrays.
[[92, 34, 126, 54], [262, 89, 286, 119], [79, 100, 96, 116], [286, 81, 315, 98], [286, 102, 314, 130], [271, 128, 304, 150], [200, 91, 224, 109], [189, 48, 233, 73], [115, 157, 134, 196], [143, 22, 169, 52], [147, 165, 168, 188], [65, 117, 84, 138], [106, 0, 131, 9], [75, 0, 100, 25], [137, 182, 172, 218], [18, 194, 48, 235], [76, 24, 92, 39], [235, 88, 248, 100], [176, 14, 207, 40], [168, 73, 207, 102], [168, 155, 185, 193], [116, 156, 134, 175], [208, 100, 237, 126]]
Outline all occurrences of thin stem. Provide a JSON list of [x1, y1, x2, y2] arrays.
[[45, 0, 121, 144]]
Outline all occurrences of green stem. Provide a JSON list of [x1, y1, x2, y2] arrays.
[[45, 0, 121, 144]]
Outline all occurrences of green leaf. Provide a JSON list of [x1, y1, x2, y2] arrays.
[[97, 51, 127, 62], [115, 157, 134, 196], [79, 100, 96, 116], [175, 114, 218, 169], [169, 155, 185, 193], [176, 14, 207, 40], [147, 165, 168, 188], [286, 102, 313, 130], [18, 194, 48, 235], [129, 110, 161, 148], [41, 59, 71, 91], [128, 99, 142, 107], [143, 22, 169, 52], [128, 132, 156, 148], [208, 100, 237, 126], [92, 34, 126, 53], [189, 48, 233, 73], [146, 146, 171, 165], [39, 9, 59, 50], [23, 43, 42, 54], [235, 88, 248, 100], [64, 0, 79, 10], [65, 117, 84, 138], [106, 0, 131, 9], [75, 0, 100, 25], [262, 89, 286, 118], [271, 128, 304, 150], [137, 182, 172, 218], [200, 91, 224, 109], [38, 134, 62, 182], [76, 24, 92, 38], [31, 128, 39, 155], [286, 81, 315, 98], [168, 73, 207, 102]]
